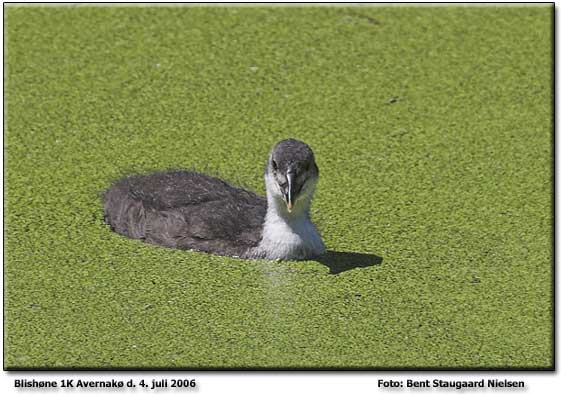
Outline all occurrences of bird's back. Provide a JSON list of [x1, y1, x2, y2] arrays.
[[103, 170, 267, 257]]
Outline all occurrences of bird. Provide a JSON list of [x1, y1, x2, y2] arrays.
[[103, 138, 326, 260]]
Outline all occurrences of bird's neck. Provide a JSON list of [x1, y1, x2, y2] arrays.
[[266, 193, 311, 222], [253, 175, 325, 260]]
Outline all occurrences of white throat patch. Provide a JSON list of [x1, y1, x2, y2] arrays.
[[248, 172, 326, 260]]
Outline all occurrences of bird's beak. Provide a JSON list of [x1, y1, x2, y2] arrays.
[[286, 171, 295, 212]]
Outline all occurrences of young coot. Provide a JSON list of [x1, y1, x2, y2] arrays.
[[103, 139, 326, 260]]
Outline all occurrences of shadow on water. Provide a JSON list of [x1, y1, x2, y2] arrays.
[[313, 250, 383, 275]]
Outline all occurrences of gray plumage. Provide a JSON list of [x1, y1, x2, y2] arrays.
[[103, 139, 326, 260]]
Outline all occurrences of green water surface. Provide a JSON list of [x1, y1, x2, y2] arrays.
[[4, 5, 552, 368]]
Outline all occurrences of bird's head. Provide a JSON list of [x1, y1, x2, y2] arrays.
[[265, 138, 319, 214]]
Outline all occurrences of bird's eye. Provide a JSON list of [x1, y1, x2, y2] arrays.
[[272, 160, 278, 171]]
